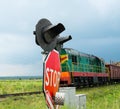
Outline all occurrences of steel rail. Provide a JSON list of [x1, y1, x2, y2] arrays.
[[0, 91, 42, 98]]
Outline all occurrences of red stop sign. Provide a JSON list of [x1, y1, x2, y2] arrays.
[[43, 49, 61, 108]]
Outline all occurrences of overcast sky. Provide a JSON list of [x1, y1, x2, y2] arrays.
[[0, 0, 120, 76]]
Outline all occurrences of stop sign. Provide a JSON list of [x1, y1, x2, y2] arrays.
[[43, 49, 61, 108]]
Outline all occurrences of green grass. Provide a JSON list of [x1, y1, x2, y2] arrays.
[[0, 94, 47, 109], [0, 80, 120, 109], [76, 84, 120, 109], [0, 79, 47, 109], [0, 80, 42, 94]]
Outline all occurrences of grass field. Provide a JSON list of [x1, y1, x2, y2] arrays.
[[76, 84, 120, 109], [0, 79, 47, 109], [0, 79, 42, 94], [0, 94, 47, 109], [0, 80, 120, 109]]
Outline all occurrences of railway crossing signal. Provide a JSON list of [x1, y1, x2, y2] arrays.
[[33, 18, 72, 109]]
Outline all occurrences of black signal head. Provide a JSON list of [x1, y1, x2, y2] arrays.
[[34, 18, 65, 52]]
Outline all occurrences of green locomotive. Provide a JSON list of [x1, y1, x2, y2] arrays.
[[60, 48, 108, 86]]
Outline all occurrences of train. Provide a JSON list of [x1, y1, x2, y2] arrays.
[[59, 48, 120, 87]]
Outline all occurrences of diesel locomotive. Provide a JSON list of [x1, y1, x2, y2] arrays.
[[59, 48, 120, 87]]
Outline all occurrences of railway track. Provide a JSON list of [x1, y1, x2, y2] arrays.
[[0, 91, 42, 98]]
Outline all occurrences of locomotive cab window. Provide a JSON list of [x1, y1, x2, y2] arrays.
[[72, 55, 77, 63]]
